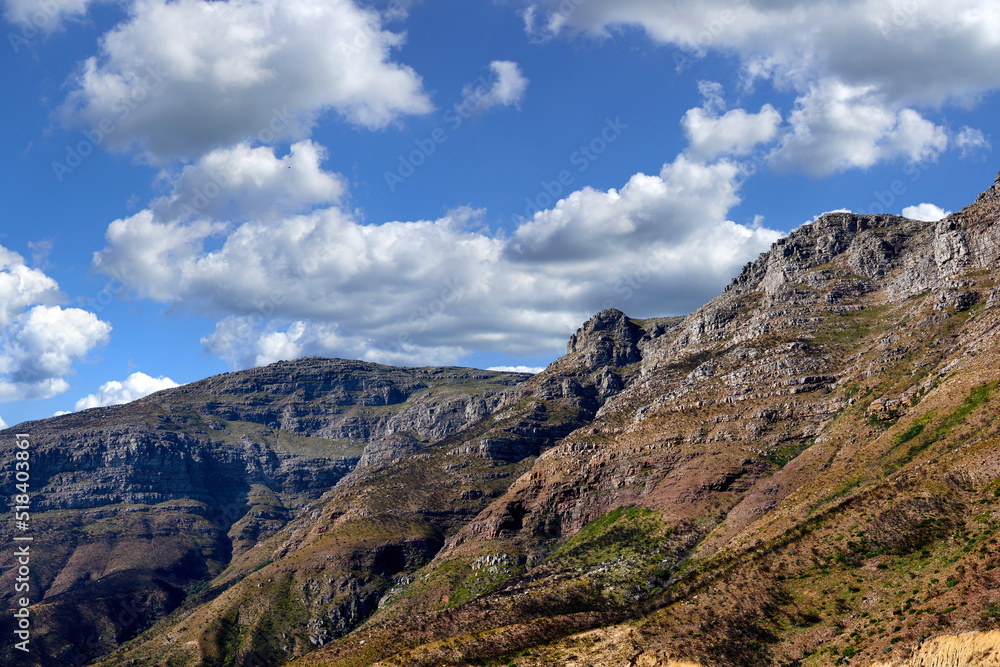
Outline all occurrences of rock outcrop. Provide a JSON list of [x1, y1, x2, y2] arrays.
[[869, 631, 1000, 667], [567, 308, 644, 368]]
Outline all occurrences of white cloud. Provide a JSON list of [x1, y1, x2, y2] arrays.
[[94, 212, 226, 303], [59, 0, 433, 163], [2, 305, 111, 379], [902, 203, 951, 222], [96, 149, 781, 369], [509, 156, 751, 261], [682, 98, 781, 160], [3, 0, 97, 30], [522, 3, 576, 42], [0, 246, 112, 401], [74, 371, 179, 411], [0, 415, 7, 429], [488, 366, 544, 374], [769, 81, 948, 176], [458, 61, 529, 115], [0, 305, 112, 401], [523, 0, 998, 174], [151, 140, 346, 222], [955, 126, 991, 157], [524, 0, 1000, 103], [0, 245, 61, 327], [202, 317, 470, 368]]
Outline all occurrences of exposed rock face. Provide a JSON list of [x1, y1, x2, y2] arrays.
[[974, 170, 1000, 204], [195, 358, 518, 441], [68, 313, 648, 667], [28, 424, 354, 511], [567, 308, 643, 368], [869, 631, 1000, 667]]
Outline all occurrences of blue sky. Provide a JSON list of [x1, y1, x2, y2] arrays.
[[1, 0, 997, 428]]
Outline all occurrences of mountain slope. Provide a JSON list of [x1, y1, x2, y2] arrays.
[[286, 172, 1000, 667], [70, 310, 646, 666], [0, 360, 532, 664], [4, 173, 1000, 667]]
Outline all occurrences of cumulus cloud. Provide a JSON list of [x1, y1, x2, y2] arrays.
[[151, 140, 346, 222], [0, 415, 7, 429], [770, 82, 948, 175], [523, 0, 997, 174], [524, 0, 1000, 103], [96, 150, 781, 368], [0, 305, 112, 401], [202, 317, 471, 368], [902, 203, 951, 222], [509, 156, 750, 262], [0, 246, 112, 401], [0, 245, 61, 327], [681, 85, 781, 160], [74, 371, 179, 411], [58, 0, 433, 163], [458, 61, 529, 115]]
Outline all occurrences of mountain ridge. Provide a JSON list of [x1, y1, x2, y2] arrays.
[[3, 171, 1000, 666]]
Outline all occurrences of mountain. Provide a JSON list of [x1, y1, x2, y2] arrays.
[[0, 360, 534, 664], [4, 171, 1000, 666]]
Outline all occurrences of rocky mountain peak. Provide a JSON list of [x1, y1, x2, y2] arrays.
[[725, 210, 915, 297], [566, 308, 643, 368]]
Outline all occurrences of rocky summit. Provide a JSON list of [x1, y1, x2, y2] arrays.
[[4, 172, 1000, 667]]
